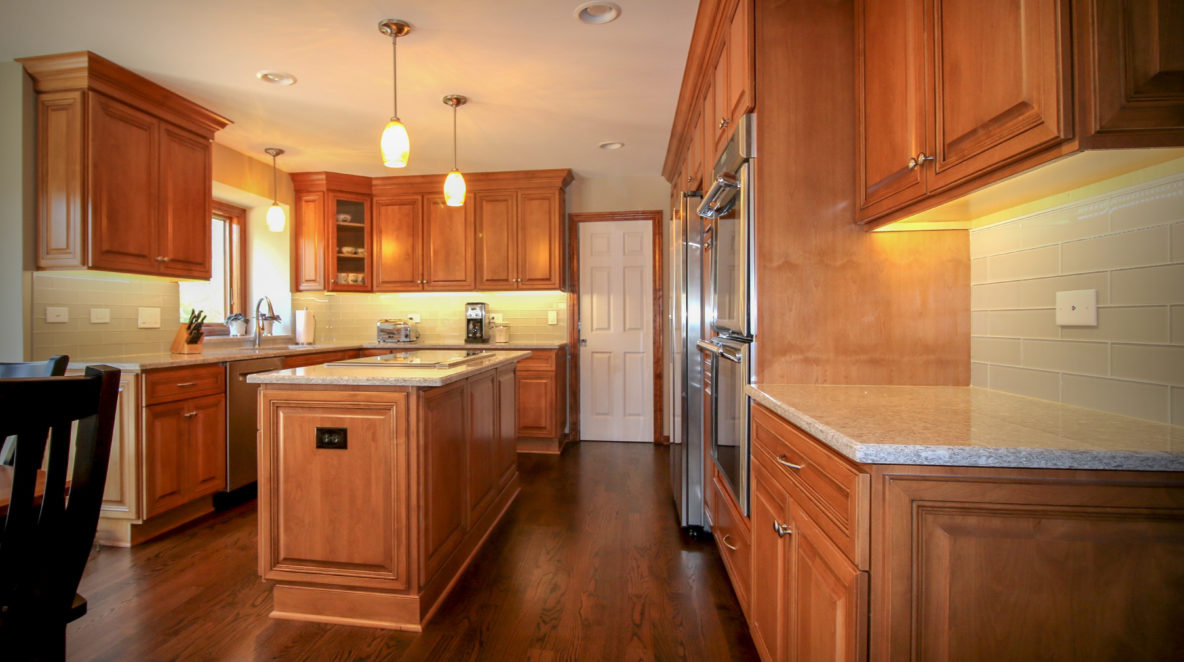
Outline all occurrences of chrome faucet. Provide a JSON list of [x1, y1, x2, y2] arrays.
[[254, 296, 276, 348]]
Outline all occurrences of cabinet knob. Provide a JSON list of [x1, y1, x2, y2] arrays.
[[773, 521, 792, 537], [686, 175, 693, 184], [907, 152, 935, 171], [182, 410, 198, 418], [718, 117, 729, 129], [155, 256, 170, 262]]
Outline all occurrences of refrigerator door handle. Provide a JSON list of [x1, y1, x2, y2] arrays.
[[717, 343, 743, 364], [697, 340, 721, 355], [697, 172, 740, 219]]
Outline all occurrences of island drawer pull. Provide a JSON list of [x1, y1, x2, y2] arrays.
[[774, 521, 792, 537], [182, 410, 198, 418], [176, 382, 197, 388], [776, 454, 804, 471], [721, 534, 738, 551]]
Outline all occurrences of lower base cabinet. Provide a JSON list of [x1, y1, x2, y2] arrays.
[[513, 348, 568, 454], [745, 402, 1184, 662], [143, 392, 225, 517]]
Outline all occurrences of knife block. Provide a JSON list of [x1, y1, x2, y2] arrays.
[[170, 324, 203, 354]]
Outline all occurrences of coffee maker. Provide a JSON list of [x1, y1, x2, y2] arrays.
[[465, 302, 489, 343]]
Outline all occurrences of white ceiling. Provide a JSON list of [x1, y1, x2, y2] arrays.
[[0, 0, 696, 180]]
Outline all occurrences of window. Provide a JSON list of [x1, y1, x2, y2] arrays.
[[179, 200, 247, 331]]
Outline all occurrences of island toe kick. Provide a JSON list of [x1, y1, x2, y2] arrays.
[[256, 360, 523, 630]]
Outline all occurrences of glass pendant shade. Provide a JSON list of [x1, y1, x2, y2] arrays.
[[444, 170, 467, 207], [381, 118, 410, 168], [266, 202, 285, 232]]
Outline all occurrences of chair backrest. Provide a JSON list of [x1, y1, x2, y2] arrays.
[[0, 356, 69, 378], [0, 364, 121, 631], [0, 356, 69, 467]]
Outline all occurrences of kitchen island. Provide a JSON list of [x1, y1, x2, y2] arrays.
[[249, 350, 530, 630]]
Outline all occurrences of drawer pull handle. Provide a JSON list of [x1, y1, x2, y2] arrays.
[[176, 382, 197, 388], [721, 534, 738, 551], [182, 411, 198, 418], [773, 521, 792, 537], [776, 454, 804, 471]]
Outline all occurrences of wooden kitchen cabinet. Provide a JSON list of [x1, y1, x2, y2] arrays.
[[496, 365, 518, 485], [373, 194, 425, 291], [141, 364, 227, 518], [744, 402, 1184, 662], [707, 0, 754, 154], [477, 189, 565, 290], [711, 467, 751, 617], [282, 349, 360, 369], [514, 348, 569, 454], [290, 172, 373, 292], [423, 193, 475, 291], [20, 52, 228, 278], [856, 0, 1072, 222]]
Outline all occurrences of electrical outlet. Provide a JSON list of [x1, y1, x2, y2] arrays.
[[489, 313, 503, 323], [547, 310, 558, 325], [45, 306, 68, 323], [1055, 289, 1098, 327], [407, 313, 421, 323], [137, 307, 161, 329], [90, 308, 110, 323]]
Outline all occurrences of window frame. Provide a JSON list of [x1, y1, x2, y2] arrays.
[[192, 200, 248, 336]]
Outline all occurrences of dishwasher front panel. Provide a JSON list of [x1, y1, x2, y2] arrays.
[[226, 357, 285, 491]]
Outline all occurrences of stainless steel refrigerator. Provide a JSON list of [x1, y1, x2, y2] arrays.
[[670, 190, 707, 534]]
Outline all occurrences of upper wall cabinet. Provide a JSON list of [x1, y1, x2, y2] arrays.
[[20, 52, 230, 279], [297, 169, 571, 294], [855, 0, 1184, 228], [709, 0, 755, 156], [856, 0, 1073, 223], [289, 173, 373, 292]]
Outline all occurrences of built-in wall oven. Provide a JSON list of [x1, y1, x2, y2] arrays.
[[697, 113, 755, 515]]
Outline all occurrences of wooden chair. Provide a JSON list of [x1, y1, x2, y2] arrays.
[[0, 356, 69, 466], [0, 364, 121, 662]]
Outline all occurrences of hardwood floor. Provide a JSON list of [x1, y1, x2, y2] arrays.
[[68, 442, 758, 661]]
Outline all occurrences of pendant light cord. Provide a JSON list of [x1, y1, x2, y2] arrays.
[[452, 103, 458, 170], [272, 152, 278, 203], [391, 33, 398, 120]]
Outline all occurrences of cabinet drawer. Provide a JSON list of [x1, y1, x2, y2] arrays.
[[143, 364, 225, 405], [283, 350, 359, 369], [711, 470, 751, 612], [751, 403, 869, 569], [516, 349, 557, 372]]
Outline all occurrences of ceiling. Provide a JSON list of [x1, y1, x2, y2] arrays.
[[0, 0, 696, 180]]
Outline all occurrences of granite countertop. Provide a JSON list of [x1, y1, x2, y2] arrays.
[[747, 384, 1184, 472], [248, 350, 532, 388], [67, 339, 565, 371]]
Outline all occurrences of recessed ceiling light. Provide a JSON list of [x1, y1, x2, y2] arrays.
[[256, 70, 297, 86], [598, 141, 625, 150], [575, 2, 622, 24]]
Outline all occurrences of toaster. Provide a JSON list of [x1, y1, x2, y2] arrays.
[[377, 319, 420, 343]]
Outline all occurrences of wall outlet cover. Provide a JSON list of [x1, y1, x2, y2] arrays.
[[90, 308, 111, 324], [137, 307, 161, 329], [547, 310, 558, 325], [45, 306, 68, 323], [407, 313, 421, 323], [1055, 289, 1098, 327]]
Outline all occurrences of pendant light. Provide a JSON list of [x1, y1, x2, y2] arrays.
[[378, 19, 412, 168], [264, 147, 285, 232], [442, 95, 468, 207]]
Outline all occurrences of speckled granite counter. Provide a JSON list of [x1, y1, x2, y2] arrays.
[[747, 384, 1184, 472], [66, 340, 563, 371], [248, 350, 531, 388]]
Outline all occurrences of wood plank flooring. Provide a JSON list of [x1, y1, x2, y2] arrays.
[[67, 442, 758, 661]]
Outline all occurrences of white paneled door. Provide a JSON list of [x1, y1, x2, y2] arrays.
[[579, 220, 653, 442]]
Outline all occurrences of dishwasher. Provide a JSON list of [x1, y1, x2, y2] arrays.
[[222, 357, 285, 504]]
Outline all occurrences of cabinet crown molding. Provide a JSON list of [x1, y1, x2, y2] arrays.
[[18, 50, 231, 138], [372, 168, 574, 196]]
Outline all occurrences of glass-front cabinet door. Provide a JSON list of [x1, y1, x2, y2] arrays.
[[327, 194, 371, 292]]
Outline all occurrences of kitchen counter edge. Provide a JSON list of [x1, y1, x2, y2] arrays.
[[247, 351, 533, 388]]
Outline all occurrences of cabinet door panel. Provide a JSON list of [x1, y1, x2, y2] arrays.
[[293, 192, 326, 291], [711, 46, 730, 154], [37, 91, 86, 269], [187, 394, 226, 499], [516, 371, 555, 438], [143, 399, 189, 517], [496, 367, 518, 483], [373, 195, 423, 291], [790, 502, 867, 662], [928, 0, 1071, 190], [726, 0, 754, 126], [517, 190, 562, 289], [89, 93, 158, 274], [855, 0, 927, 218], [421, 382, 469, 581], [475, 192, 517, 289], [327, 195, 371, 291], [467, 372, 498, 521], [423, 194, 475, 290], [158, 123, 211, 279], [751, 463, 789, 662]]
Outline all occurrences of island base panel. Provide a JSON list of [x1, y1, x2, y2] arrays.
[[271, 585, 423, 632]]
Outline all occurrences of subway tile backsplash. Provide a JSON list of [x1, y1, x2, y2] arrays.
[[970, 172, 1184, 425]]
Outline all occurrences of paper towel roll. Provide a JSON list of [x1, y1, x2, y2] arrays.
[[294, 308, 316, 345]]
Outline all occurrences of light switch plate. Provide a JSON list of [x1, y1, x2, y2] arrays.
[[406, 313, 421, 323], [137, 307, 161, 329], [1056, 289, 1098, 327], [90, 308, 110, 323], [45, 306, 68, 323], [547, 310, 558, 325]]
